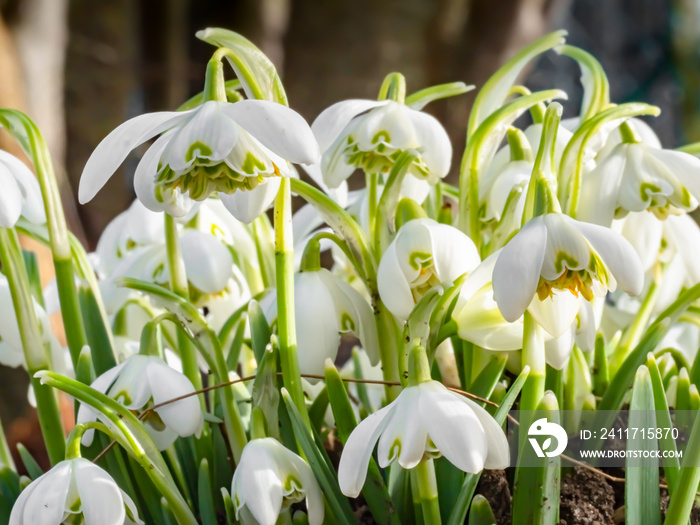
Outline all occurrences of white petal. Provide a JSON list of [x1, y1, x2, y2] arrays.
[[219, 177, 280, 224], [235, 441, 285, 525], [616, 212, 662, 272], [459, 395, 510, 469], [406, 109, 452, 178], [312, 99, 388, 152], [294, 272, 341, 376], [273, 444, 324, 525], [224, 100, 320, 165], [420, 383, 488, 473], [148, 361, 203, 439], [79, 110, 193, 203], [73, 459, 126, 525], [78, 361, 128, 446], [377, 388, 419, 467], [0, 165, 23, 227], [577, 146, 626, 227], [377, 239, 416, 321], [566, 216, 644, 296], [107, 356, 152, 409], [161, 102, 239, 172], [180, 231, 232, 293], [424, 219, 480, 281], [528, 290, 580, 338], [545, 326, 574, 370], [338, 403, 395, 497], [540, 213, 592, 279], [665, 214, 700, 283], [0, 150, 45, 224], [493, 217, 547, 322], [647, 147, 700, 202], [15, 461, 71, 525], [399, 174, 431, 204]]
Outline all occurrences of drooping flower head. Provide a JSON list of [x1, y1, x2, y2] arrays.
[[0, 149, 45, 228], [378, 218, 480, 320], [231, 438, 323, 525], [10, 458, 142, 525], [492, 212, 644, 324], [77, 355, 203, 450], [79, 100, 319, 220]]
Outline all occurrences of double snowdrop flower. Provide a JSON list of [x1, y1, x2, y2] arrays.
[[310, 99, 451, 197], [378, 218, 480, 320], [263, 268, 379, 376], [77, 354, 203, 450], [78, 99, 319, 221], [10, 458, 142, 525], [0, 149, 45, 228], [231, 438, 323, 525], [492, 212, 644, 329], [338, 379, 509, 497], [578, 125, 700, 226]]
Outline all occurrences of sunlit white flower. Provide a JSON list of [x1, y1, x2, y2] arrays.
[[10, 458, 142, 525], [231, 438, 323, 525], [493, 213, 643, 324], [378, 218, 480, 320], [579, 141, 700, 226], [263, 268, 379, 376], [77, 355, 203, 450], [79, 100, 319, 219], [0, 150, 45, 228], [310, 99, 451, 190], [338, 380, 509, 497]]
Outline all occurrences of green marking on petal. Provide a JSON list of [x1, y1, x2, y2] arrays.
[[185, 141, 213, 163], [241, 152, 267, 175], [409, 251, 433, 271], [372, 130, 391, 145], [554, 251, 579, 274], [340, 312, 356, 333], [640, 182, 662, 203]]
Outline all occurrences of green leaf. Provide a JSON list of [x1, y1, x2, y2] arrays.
[[645, 354, 680, 495], [512, 392, 561, 525], [593, 334, 609, 396], [79, 286, 118, 375], [468, 354, 507, 403], [196, 28, 287, 104], [406, 82, 474, 110], [248, 299, 271, 364], [16, 444, 43, 480], [625, 366, 661, 525], [220, 488, 237, 525], [198, 459, 218, 525], [467, 494, 497, 525], [281, 389, 356, 525], [308, 386, 329, 435]]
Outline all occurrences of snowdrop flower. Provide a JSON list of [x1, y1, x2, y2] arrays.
[[310, 99, 451, 190], [0, 149, 45, 227], [263, 268, 379, 376], [231, 438, 323, 525], [10, 458, 141, 525], [378, 218, 480, 320], [338, 379, 509, 497], [79, 99, 319, 220], [578, 140, 700, 226], [493, 212, 644, 324], [77, 355, 203, 450]]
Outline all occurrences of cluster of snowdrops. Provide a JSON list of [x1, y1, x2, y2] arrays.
[[2, 27, 700, 525]]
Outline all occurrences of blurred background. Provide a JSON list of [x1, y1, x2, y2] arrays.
[[0, 0, 698, 461]]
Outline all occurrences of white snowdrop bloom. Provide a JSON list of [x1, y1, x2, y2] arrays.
[[578, 141, 700, 226], [231, 438, 323, 525], [311, 99, 451, 189], [378, 218, 480, 321], [493, 213, 644, 324], [79, 100, 319, 219], [77, 355, 203, 450], [263, 268, 379, 376], [338, 379, 509, 497], [10, 458, 142, 525], [0, 149, 45, 228]]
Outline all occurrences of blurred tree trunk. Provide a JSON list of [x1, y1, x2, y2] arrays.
[[65, 0, 137, 248]]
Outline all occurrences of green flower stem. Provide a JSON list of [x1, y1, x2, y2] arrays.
[[0, 110, 88, 368], [36, 371, 197, 525], [367, 171, 378, 241], [405, 82, 473, 110], [457, 90, 566, 248], [520, 310, 546, 412], [378, 72, 406, 104], [65, 422, 109, 460], [407, 342, 431, 386], [274, 176, 309, 426], [164, 214, 203, 393], [203, 55, 227, 102], [0, 227, 65, 464], [413, 460, 441, 525], [555, 45, 610, 121]]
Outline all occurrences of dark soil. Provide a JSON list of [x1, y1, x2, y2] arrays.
[[559, 467, 615, 525], [475, 470, 512, 525]]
